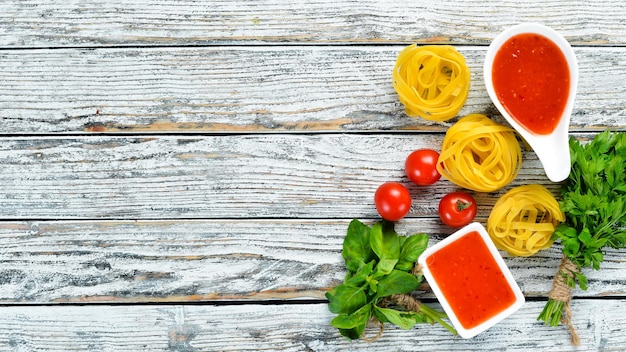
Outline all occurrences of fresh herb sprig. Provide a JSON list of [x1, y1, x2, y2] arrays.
[[538, 131, 626, 344], [326, 219, 456, 340]]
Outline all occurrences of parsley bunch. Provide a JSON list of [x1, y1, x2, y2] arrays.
[[538, 131, 626, 341], [326, 219, 456, 340]]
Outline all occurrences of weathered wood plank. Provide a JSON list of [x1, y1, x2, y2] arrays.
[[1, 219, 624, 303], [0, 301, 624, 351], [0, 134, 578, 220], [1, 0, 625, 47], [0, 47, 624, 134]]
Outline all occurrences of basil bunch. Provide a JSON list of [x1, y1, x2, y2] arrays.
[[326, 219, 456, 340]]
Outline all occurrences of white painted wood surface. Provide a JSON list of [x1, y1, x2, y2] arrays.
[[0, 0, 625, 351], [0, 47, 624, 133], [1, 219, 625, 304], [1, 301, 625, 351], [0, 134, 569, 219], [1, 0, 625, 47]]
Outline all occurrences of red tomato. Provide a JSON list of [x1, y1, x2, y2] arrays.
[[405, 149, 441, 186], [438, 192, 477, 228], [374, 182, 412, 222]]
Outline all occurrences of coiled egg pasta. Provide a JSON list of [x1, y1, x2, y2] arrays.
[[437, 114, 522, 192], [392, 45, 470, 121], [488, 184, 564, 256]]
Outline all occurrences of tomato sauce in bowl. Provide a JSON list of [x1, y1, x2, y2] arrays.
[[418, 223, 525, 338], [492, 33, 570, 135]]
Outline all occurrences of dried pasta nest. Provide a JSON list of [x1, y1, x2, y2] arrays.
[[392, 44, 470, 121], [436, 114, 522, 192], [488, 184, 565, 257]]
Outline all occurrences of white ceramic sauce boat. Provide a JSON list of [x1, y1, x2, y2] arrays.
[[484, 23, 578, 182]]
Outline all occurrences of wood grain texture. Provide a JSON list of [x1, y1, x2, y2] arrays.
[[1, 0, 625, 47], [1, 301, 625, 351], [0, 134, 578, 220], [0, 47, 624, 134], [2, 0, 625, 349], [1, 219, 624, 303]]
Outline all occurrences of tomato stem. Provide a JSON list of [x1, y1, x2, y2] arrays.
[[456, 199, 472, 211]]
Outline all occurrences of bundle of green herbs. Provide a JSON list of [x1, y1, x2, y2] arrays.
[[538, 131, 626, 345], [326, 219, 456, 340]]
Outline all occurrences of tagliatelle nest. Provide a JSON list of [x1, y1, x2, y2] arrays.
[[392, 44, 470, 121], [436, 114, 522, 192], [488, 184, 565, 257]]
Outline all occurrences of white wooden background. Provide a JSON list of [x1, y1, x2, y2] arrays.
[[1, 1, 625, 351]]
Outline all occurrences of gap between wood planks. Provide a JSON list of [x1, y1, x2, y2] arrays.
[[0, 127, 621, 139], [2, 295, 625, 308]]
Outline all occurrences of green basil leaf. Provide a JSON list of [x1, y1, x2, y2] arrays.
[[395, 233, 428, 271], [373, 306, 419, 330], [398, 234, 408, 249], [338, 323, 366, 340], [369, 222, 385, 258], [367, 277, 378, 294], [373, 307, 389, 323], [342, 219, 375, 273], [326, 284, 367, 314], [370, 222, 400, 275], [345, 260, 374, 287], [376, 258, 399, 276], [376, 269, 420, 298], [331, 303, 372, 329]]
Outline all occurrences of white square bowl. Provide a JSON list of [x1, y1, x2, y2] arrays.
[[418, 222, 525, 338]]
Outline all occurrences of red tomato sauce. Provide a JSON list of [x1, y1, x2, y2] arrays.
[[425, 231, 516, 329], [492, 33, 570, 135]]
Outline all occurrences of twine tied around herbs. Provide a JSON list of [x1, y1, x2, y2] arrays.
[[548, 255, 581, 346], [411, 263, 423, 277], [362, 264, 425, 343], [390, 293, 423, 312], [361, 319, 384, 343]]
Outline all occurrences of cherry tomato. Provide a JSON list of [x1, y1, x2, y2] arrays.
[[405, 149, 441, 186], [438, 192, 477, 228], [374, 182, 412, 221]]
